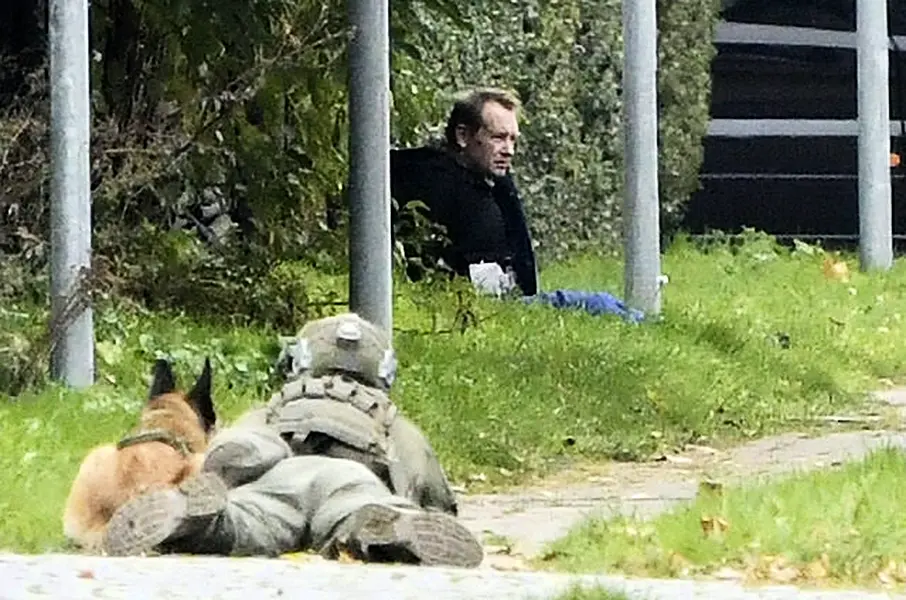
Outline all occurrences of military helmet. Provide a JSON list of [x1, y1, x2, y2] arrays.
[[283, 312, 397, 389]]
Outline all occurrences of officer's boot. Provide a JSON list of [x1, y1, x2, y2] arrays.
[[103, 471, 233, 556], [322, 503, 484, 568]]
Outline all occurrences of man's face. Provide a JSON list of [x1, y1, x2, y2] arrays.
[[456, 101, 520, 177]]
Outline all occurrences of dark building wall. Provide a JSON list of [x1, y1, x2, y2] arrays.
[[681, 0, 906, 241]]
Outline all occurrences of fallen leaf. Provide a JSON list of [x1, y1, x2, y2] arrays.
[[700, 515, 712, 535], [769, 562, 800, 584], [803, 555, 829, 580], [337, 549, 361, 564], [669, 552, 693, 576], [894, 560, 906, 582], [279, 552, 322, 563], [700, 514, 730, 538], [713, 566, 745, 580], [823, 257, 850, 282], [76, 569, 94, 579], [877, 559, 906, 585], [878, 565, 896, 586], [486, 554, 529, 572]]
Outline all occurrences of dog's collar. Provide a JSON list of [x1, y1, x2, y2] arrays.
[[117, 428, 192, 456]]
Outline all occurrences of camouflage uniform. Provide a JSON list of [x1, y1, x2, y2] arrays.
[[260, 312, 459, 515], [102, 314, 482, 568]]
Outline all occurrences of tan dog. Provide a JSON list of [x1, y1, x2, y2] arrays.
[[62, 357, 218, 552]]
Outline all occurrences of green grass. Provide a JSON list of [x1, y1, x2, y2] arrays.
[[538, 446, 906, 590], [4, 232, 906, 552], [544, 584, 636, 600]]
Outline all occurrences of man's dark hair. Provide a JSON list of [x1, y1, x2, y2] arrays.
[[443, 87, 521, 149]]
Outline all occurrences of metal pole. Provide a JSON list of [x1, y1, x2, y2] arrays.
[[857, 0, 893, 271], [622, 0, 662, 316], [49, 0, 94, 387], [347, 0, 393, 334]]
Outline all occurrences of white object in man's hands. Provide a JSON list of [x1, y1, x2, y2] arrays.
[[469, 262, 516, 296]]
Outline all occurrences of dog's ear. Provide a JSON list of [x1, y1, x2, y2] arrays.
[[149, 359, 177, 399], [188, 357, 217, 431]]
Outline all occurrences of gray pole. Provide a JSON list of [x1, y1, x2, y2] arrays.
[[347, 0, 393, 334], [622, 0, 662, 316], [857, 0, 893, 271], [49, 0, 95, 387]]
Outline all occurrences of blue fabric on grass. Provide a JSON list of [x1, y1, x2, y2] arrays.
[[523, 289, 645, 323]]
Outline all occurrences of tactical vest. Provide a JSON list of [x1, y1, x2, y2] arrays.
[[264, 374, 400, 486]]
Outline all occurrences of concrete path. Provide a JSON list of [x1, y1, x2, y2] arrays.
[[3, 553, 905, 600]]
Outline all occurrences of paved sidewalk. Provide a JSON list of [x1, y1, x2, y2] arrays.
[[3, 553, 905, 600]]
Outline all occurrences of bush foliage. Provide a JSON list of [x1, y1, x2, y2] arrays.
[[0, 0, 720, 325]]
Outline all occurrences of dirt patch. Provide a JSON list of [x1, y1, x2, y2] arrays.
[[460, 388, 906, 569]]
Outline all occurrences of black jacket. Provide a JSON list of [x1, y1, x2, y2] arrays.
[[390, 146, 539, 296]]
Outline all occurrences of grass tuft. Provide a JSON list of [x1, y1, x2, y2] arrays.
[[545, 584, 636, 600]]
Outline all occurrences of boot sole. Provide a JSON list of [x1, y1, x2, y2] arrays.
[[348, 503, 484, 568], [104, 472, 228, 557]]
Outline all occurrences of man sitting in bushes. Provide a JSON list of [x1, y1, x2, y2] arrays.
[[390, 87, 643, 322], [390, 87, 537, 297]]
